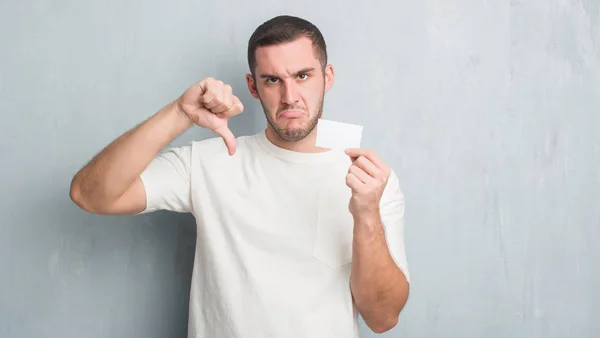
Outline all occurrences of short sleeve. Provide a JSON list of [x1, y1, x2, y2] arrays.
[[380, 170, 410, 283], [138, 145, 193, 214]]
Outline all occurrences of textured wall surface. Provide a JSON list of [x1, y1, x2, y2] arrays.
[[1, 0, 598, 337]]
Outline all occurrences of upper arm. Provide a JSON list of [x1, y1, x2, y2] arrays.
[[70, 170, 147, 215], [380, 170, 410, 283], [94, 176, 147, 215], [137, 145, 193, 214], [75, 145, 193, 215]]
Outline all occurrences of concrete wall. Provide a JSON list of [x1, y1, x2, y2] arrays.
[[1, 0, 598, 337]]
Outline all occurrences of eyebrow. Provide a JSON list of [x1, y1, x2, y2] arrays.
[[259, 67, 315, 79]]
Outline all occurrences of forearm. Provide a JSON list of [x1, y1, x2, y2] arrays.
[[70, 101, 192, 207], [350, 213, 409, 333]]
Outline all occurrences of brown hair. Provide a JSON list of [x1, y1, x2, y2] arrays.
[[247, 15, 328, 76]]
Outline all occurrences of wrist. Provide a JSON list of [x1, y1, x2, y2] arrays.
[[353, 217, 384, 239], [352, 209, 381, 227], [166, 101, 194, 133]]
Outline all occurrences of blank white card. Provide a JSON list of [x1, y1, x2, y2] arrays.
[[315, 119, 363, 150]]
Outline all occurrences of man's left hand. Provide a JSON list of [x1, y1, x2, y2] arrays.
[[344, 148, 391, 221]]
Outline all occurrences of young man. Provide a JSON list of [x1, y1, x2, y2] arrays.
[[70, 15, 410, 338]]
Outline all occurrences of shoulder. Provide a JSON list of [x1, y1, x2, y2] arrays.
[[153, 134, 257, 166], [188, 134, 255, 153], [187, 134, 258, 162]]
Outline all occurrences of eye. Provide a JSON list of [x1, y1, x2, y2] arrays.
[[298, 73, 309, 80], [266, 77, 280, 84]]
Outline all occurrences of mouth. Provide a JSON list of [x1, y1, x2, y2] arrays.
[[279, 110, 305, 119]]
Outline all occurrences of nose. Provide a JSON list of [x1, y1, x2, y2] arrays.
[[281, 80, 300, 105]]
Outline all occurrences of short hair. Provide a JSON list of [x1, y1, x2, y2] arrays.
[[247, 15, 328, 76]]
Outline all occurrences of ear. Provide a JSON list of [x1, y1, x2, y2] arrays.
[[324, 64, 335, 92], [246, 74, 260, 99]]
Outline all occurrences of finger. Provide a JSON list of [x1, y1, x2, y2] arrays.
[[200, 91, 217, 110], [202, 81, 223, 110], [349, 164, 374, 184], [345, 172, 364, 191], [212, 85, 233, 114], [345, 148, 367, 164], [213, 125, 236, 156], [196, 78, 214, 104], [221, 95, 244, 118], [345, 148, 388, 172], [194, 77, 212, 97], [354, 156, 382, 179]]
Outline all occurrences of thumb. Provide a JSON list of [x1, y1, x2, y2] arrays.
[[214, 125, 236, 156]]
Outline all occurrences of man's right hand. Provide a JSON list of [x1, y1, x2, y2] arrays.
[[176, 77, 244, 155]]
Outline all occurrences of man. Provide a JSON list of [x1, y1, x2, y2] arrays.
[[70, 15, 410, 338]]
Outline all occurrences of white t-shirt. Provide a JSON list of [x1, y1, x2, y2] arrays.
[[139, 130, 409, 338]]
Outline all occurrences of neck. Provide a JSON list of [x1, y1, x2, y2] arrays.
[[265, 126, 328, 153]]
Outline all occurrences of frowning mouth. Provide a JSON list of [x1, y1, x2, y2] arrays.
[[278, 109, 305, 118]]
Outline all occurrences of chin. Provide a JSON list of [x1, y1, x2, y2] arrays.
[[281, 132, 309, 142], [283, 124, 315, 141]]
